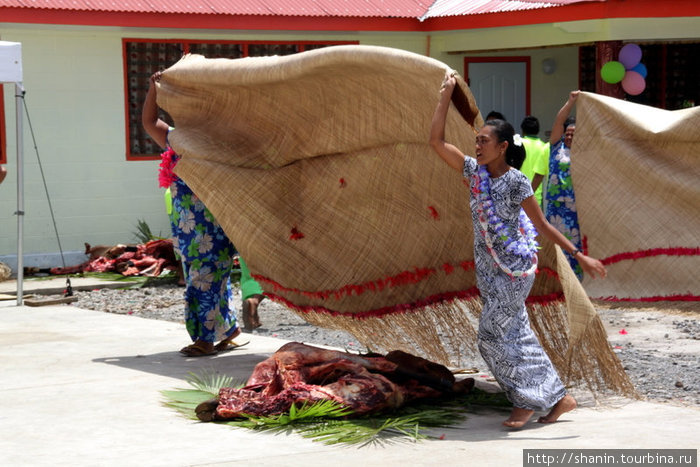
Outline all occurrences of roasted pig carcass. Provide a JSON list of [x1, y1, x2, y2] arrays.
[[196, 342, 474, 421]]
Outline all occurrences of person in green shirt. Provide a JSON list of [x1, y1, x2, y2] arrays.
[[518, 116, 549, 206]]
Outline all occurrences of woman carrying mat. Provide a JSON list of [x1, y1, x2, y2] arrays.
[[143, 71, 245, 357], [545, 91, 584, 279], [430, 72, 607, 428]]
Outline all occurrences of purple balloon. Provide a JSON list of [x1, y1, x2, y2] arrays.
[[631, 62, 647, 78], [622, 71, 646, 96], [619, 43, 642, 69]]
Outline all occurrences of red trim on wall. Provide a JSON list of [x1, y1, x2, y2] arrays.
[[122, 41, 133, 162], [0, 85, 6, 164], [463, 56, 531, 117]]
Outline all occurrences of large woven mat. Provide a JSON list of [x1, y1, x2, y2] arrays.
[[158, 45, 634, 397], [573, 93, 700, 304]]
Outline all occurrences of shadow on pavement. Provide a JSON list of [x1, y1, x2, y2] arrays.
[[93, 350, 269, 382]]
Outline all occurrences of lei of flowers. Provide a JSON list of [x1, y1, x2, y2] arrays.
[[472, 164, 539, 278], [158, 147, 180, 188]]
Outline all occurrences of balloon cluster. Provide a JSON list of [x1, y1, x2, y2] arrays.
[[600, 43, 647, 95]]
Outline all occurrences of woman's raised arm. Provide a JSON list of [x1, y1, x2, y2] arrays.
[[429, 73, 467, 172]]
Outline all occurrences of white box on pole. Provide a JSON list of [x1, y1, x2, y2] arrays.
[[0, 41, 23, 82]]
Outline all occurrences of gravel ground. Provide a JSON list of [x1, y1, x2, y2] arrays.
[[73, 282, 700, 407]]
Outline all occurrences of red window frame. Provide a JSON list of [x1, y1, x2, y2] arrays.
[[123, 39, 357, 161], [0, 86, 6, 164]]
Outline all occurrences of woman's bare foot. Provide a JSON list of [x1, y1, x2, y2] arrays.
[[538, 394, 577, 423], [249, 295, 264, 328], [242, 297, 262, 331], [503, 407, 535, 428]]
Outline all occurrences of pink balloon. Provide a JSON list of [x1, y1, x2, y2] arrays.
[[619, 43, 642, 69], [622, 71, 646, 95]]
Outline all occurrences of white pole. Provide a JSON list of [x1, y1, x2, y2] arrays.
[[15, 82, 24, 306]]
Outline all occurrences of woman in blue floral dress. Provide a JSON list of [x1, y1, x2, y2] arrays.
[[545, 91, 583, 279], [431, 73, 607, 428], [143, 72, 242, 357]]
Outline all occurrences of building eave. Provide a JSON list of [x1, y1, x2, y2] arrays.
[[0, 0, 698, 32]]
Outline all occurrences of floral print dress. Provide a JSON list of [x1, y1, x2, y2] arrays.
[[544, 139, 583, 279], [165, 151, 239, 344]]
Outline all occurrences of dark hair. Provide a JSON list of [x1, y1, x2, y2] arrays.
[[520, 115, 540, 136], [484, 119, 526, 170], [563, 116, 576, 133], [485, 110, 506, 121]]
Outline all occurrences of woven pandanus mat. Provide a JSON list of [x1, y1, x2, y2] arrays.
[[573, 93, 700, 304], [158, 45, 635, 397]]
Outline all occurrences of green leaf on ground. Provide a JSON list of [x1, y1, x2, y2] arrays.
[[162, 372, 511, 446]]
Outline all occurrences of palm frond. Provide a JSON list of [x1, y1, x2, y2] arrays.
[[162, 372, 511, 446], [185, 371, 240, 395], [133, 219, 163, 243]]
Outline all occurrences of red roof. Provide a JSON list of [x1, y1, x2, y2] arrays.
[[1, 0, 695, 31], [0, 0, 432, 16], [0, 0, 598, 17], [422, 0, 601, 19]]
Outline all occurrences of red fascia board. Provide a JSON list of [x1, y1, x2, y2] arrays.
[[0, 8, 425, 31], [423, 0, 700, 31], [2, 0, 699, 31]]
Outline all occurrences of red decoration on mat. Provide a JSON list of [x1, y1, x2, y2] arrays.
[[525, 292, 564, 305], [594, 294, 700, 303], [582, 235, 589, 255], [428, 206, 440, 220], [254, 259, 561, 306], [264, 288, 482, 319], [289, 227, 305, 240], [537, 267, 559, 280], [339, 178, 347, 188], [619, 329, 628, 335], [601, 247, 699, 266]]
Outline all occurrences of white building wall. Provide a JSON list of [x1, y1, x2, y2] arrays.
[[1, 17, 697, 271], [0, 26, 428, 271], [0, 27, 171, 270]]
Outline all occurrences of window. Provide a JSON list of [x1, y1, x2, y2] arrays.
[[123, 39, 356, 160], [578, 42, 700, 110]]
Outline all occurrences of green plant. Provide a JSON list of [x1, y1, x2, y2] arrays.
[[133, 219, 162, 243], [162, 371, 511, 446]]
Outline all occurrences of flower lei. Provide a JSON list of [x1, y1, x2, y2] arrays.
[[472, 164, 539, 278], [158, 147, 180, 188]]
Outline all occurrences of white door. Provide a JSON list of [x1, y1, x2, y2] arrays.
[[465, 59, 529, 127]]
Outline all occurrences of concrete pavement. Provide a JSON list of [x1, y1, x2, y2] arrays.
[[0, 278, 698, 466]]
